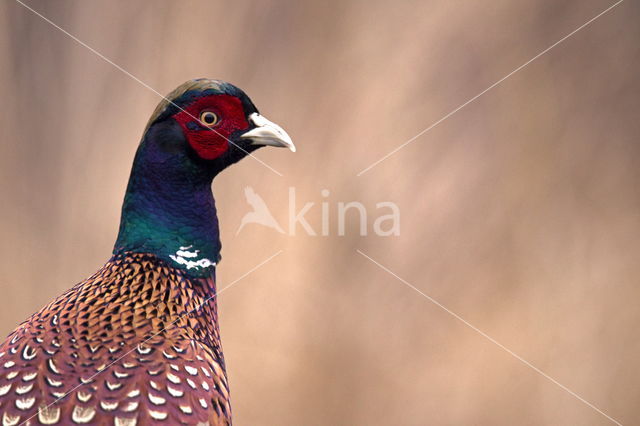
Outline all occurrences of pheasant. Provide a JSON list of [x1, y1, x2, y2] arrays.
[[0, 79, 294, 426]]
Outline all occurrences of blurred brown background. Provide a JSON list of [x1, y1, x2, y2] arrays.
[[1, 0, 639, 424]]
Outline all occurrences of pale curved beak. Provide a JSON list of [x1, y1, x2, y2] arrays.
[[240, 112, 296, 152]]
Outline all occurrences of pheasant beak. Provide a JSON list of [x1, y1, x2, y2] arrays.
[[240, 113, 296, 152]]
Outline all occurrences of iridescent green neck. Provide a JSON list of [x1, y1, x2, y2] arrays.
[[114, 121, 221, 278]]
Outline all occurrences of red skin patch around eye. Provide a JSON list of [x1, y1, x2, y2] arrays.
[[172, 94, 249, 160]]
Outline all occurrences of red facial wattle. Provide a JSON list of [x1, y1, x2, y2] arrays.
[[172, 94, 249, 160]]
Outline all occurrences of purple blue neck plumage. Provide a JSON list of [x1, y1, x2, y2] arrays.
[[114, 119, 222, 278]]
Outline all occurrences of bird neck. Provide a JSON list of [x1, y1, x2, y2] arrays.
[[114, 126, 221, 278]]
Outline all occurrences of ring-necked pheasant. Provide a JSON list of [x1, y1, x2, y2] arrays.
[[0, 79, 294, 426]]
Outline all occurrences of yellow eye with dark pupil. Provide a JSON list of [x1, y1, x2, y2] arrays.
[[199, 111, 218, 126]]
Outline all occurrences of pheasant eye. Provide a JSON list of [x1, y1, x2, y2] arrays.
[[199, 111, 218, 126]]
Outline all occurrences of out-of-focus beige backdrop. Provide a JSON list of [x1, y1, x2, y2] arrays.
[[1, 1, 639, 424]]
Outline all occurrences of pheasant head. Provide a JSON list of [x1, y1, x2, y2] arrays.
[[114, 79, 294, 276]]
